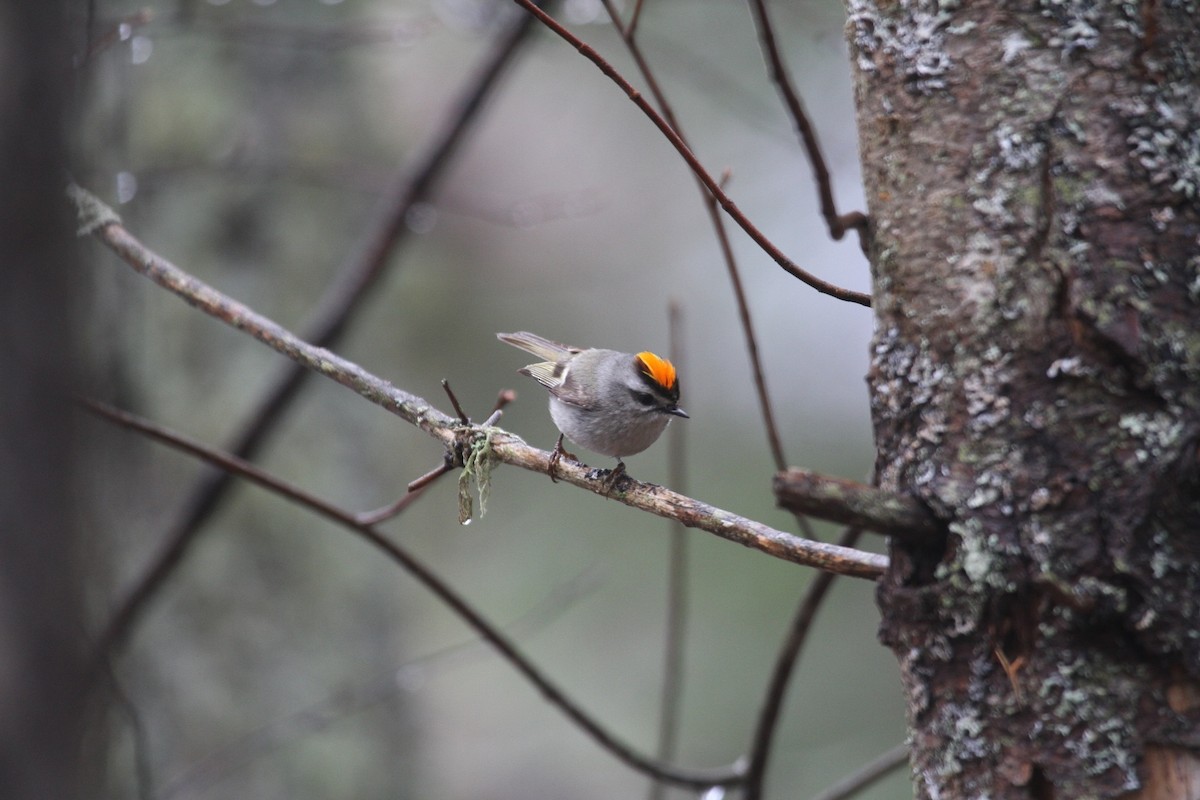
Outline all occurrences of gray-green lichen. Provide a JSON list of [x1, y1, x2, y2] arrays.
[[1117, 411, 1185, 467], [939, 518, 1021, 594], [845, 0, 956, 93], [1124, 82, 1200, 201], [1037, 653, 1143, 791], [1115, 4, 1200, 202], [1035, 0, 1140, 56], [1124, 515, 1200, 661], [933, 705, 989, 778]]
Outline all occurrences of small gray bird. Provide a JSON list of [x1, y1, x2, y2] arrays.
[[497, 331, 687, 481]]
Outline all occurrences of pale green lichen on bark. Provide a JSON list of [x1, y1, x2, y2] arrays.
[[1037, 650, 1144, 790], [933, 704, 988, 779]]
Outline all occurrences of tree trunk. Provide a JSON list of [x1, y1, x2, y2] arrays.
[[0, 2, 87, 798], [845, 2, 1200, 797]]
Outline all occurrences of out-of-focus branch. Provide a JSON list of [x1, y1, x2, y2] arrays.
[[160, 570, 605, 799], [745, 0, 869, 250], [82, 399, 744, 791], [72, 194, 888, 580], [648, 301, 689, 800], [77, 8, 155, 65], [809, 744, 909, 800], [85, 8, 542, 666], [743, 527, 862, 800], [600, 0, 789, 476], [510, 0, 871, 308], [774, 468, 941, 543]]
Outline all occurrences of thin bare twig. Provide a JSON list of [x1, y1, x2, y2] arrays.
[[407, 460, 454, 493], [442, 379, 471, 423], [599, 0, 813, 536], [352, 461, 449, 526], [602, 0, 788, 471], [745, 0, 869, 249], [627, 0, 647, 37], [649, 300, 689, 800], [594, 15, 844, 794], [511, 0, 871, 307], [88, 9, 543, 667], [353, 487, 431, 526], [491, 388, 517, 414], [83, 399, 745, 790], [104, 663, 156, 800], [71, 197, 888, 579], [809, 744, 909, 800], [744, 526, 863, 799]]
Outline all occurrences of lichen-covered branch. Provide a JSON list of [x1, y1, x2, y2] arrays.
[[773, 468, 940, 543], [72, 186, 887, 580]]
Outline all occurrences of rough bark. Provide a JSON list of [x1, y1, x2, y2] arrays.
[[845, 2, 1200, 797]]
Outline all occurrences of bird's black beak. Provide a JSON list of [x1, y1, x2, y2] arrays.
[[666, 406, 689, 418]]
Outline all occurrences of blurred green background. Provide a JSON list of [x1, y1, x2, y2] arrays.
[[79, 0, 907, 797]]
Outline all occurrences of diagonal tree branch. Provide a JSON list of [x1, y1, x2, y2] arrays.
[[743, 526, 862, 799], [82, 399, 744, 791], [72, 189, 889, 581], [158, 570, 603, 799], [745, 0, 869, 249], [510, 0, 871, 307], [593, 20, 842, 795], [88, 9, 543, 665], [809, 743, 909, 800], [599, 0, 790, 477], [649, 301, 689, 800]]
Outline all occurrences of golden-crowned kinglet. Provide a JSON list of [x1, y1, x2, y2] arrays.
[[497, 331, 688, 479]]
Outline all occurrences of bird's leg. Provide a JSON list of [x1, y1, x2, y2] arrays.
[[548, 434, 578, 482], [602, 459, 627, 495]]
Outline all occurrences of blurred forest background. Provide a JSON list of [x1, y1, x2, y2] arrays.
[[70, 0, 905, 797]]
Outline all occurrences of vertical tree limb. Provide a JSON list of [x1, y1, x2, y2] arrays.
[[0, 3, 88, 798]]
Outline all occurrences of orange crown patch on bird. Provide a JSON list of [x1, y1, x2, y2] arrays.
[[636, 351, 677, 391]]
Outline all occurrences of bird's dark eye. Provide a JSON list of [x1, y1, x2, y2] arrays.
[[631, 390, 656, 407]]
